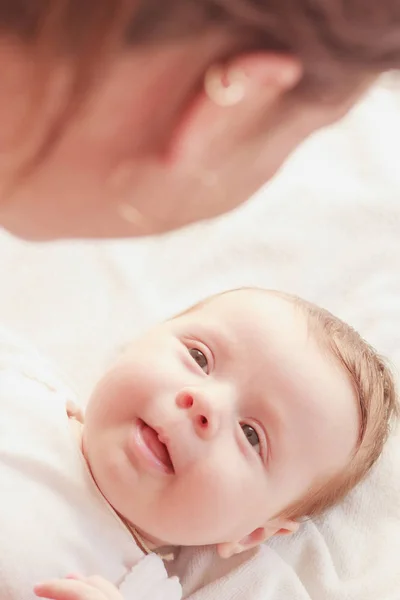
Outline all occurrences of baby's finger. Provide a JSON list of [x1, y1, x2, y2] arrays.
[[34, 579, 106, 600], [83, 576, 123, 600]]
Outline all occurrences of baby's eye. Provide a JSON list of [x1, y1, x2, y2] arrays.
[[241, 424, 261, 454], [189, 348, 209, 374]]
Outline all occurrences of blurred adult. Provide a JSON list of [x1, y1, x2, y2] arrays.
[[0, 1, 397, 240]]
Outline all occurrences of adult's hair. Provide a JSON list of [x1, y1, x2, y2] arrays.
[[2, 1, 400, 163], [4, 1, 400, 86]]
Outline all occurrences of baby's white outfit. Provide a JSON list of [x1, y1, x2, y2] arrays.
[[0, 328, 181, 600]]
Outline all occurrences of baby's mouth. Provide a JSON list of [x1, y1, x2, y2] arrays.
[[138, 419, 174, 474]]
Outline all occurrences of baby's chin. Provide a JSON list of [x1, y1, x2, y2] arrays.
[[80, 431, 233, 549]]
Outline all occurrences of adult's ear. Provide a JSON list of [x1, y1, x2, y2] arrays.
[[217, 518, 300, 559], [167, 53, 302, 167]]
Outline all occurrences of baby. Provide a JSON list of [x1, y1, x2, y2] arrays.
[[0, 289, 396, 600]]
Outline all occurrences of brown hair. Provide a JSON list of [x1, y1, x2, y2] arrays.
[[3, 0, 400, 165], [5, 2, 400, 76], [276, 292, 399, 520]]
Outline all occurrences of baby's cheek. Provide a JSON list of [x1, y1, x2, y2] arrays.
[[91, 368, 148, 421], [187, 460, 246, 516], [202, 460, 268, 531]]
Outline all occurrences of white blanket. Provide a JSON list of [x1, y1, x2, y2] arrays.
[[0, 78, 399, 599]]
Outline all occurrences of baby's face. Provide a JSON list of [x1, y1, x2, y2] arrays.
[[83, 291, 359, 552]]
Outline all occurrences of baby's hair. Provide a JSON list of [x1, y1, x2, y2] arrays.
[[180, 287, 399, 519], [273, 291, 398, 520]]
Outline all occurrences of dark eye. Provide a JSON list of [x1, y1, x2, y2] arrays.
[[189, 348, 209, 374], [241, 424, 261, 453]]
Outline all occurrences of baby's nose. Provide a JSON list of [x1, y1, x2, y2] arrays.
[[176, 391, 194, 410], [176, 389, 219, 440]]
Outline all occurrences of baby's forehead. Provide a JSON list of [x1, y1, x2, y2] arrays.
[[170, 291, 317, 366], [183, 290, 303, 330]]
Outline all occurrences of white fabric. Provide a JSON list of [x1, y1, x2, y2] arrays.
[[0, 334, 182, 600], [0, 79, 400, 599]]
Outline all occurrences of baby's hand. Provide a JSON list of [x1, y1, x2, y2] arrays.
[[34, 574, 123, 600]]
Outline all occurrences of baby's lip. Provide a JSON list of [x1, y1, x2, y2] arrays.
[[140, 420, 175, 474], [151, 423, 199, 475], [151, 424, 175, 472]]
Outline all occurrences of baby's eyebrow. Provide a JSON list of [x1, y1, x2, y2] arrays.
[[255, 395, 282, 464], [252, 360, 296, 464], [186, 323, 234, 358]]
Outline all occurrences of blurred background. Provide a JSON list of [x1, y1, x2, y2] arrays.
[[1, 76, 399, 401]]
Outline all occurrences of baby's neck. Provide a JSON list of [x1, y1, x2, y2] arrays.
[[122, 519, 177, 561], [123, 520, 170, 553], [67, 409, 177, 559]]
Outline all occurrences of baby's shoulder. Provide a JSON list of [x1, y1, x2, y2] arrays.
[[0, 324, 78, 415]]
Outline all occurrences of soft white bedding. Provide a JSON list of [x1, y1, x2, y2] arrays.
[[0, 79, 399, 599]]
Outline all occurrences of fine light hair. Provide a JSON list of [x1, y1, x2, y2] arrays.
[[274, 291, 398, 520]]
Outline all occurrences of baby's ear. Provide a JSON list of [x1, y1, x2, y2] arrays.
[[217, 519, 299, 559]]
